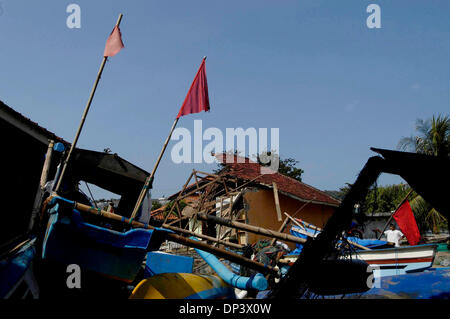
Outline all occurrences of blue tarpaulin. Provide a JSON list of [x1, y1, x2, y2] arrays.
[[350, 268, 450, 299]]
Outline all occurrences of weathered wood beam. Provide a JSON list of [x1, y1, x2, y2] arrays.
[[195, 213, 307, 245], [162, 223, 243, 250]]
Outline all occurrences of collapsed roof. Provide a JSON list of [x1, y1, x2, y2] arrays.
[[215, 153, 340, 207]]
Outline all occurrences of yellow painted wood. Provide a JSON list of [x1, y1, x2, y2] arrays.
[[130, 273, 230, 299]]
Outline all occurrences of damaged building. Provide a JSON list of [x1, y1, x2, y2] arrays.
[[160, 154, 340, 249]]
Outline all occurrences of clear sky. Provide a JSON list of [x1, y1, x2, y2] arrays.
[[1, 1, 449, 199]]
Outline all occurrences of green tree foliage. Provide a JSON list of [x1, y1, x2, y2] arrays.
[[398, 114, 450, 157], [151, 200, 162, 211], [331, 183, 412, 215], [163, 200, 187, 218], [332, 181, 447, 233], [397, 114, 449, 233], [409, 196, 448, 234], [257, 152, 304, 182], [362, 184, 412, 215], [213, 150, 304, 182], [277, 158, 304, 182]]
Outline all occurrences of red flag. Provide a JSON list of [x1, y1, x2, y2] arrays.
[[104, 26, 124, 57], [393, 200, 421, 245], [177, 58, 210, 118]]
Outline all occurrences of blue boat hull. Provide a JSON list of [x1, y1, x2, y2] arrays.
[[42, 198, 167, 283]]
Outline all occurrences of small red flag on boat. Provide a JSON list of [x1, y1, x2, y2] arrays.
[[177, 58, 210, 118], [104, 26, 124, 57], [393, 200, 421, 245]]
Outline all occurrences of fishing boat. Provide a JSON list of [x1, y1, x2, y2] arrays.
[[349, 244, 437, 276], [281, 224, 438, 277], [0, 238, 39, 299], [41, 196, 169, 283], [281, 243, 437, 277]]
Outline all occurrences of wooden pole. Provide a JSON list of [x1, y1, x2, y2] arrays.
[[162, 170, 195, 225], [269, 199, 314, 246], [291, 198, 315, 219], [131, 117, 180, 219], [195, 212, 307, 245], [40, 140, 55, 188], [215, 197, 225, 247], [270, 215, 291, 246], [377, 188, 413, 240], [49, 197, 277, 275], [285, 213, 314, 237], [295, 218, 321, 231], [162, 223, 243, 250], [272, 182, 283, 222], [28, 140, 55, 232], [55, 14, 123, 194], [84, 182, 98, 208]]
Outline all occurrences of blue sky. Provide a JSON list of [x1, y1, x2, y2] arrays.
[[1, 1, 449, 199]]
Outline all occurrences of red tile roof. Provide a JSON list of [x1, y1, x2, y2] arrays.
[[151, 194, 201, 222], [216, 154, 340, 207], [150, 206, 178, 221]]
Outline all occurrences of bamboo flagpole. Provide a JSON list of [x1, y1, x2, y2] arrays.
[[54, 14, 124, 193], [130, 57, 210, 219], [130, 117, 179, 219]]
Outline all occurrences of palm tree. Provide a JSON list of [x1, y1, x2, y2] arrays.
[[409, 196, 447, 234], [397, 114, 449, 233], [398, 114, 450, 156]]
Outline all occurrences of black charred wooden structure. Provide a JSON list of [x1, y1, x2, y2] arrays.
[[0, 101, 149, 246], [0, 101, 67, 244], [269, 148, 449, 299]]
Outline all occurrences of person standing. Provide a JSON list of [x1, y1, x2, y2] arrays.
[[375, 223, 405, 247]]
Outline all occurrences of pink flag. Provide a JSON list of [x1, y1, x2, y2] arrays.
[[104, 26, 124, 57], [177, 58, 210, 118]]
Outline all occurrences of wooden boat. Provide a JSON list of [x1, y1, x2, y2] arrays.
[[0, 238, 39, 299], [351, 244, 437, 276], [280, 244, 438, 277], [129, 273, 235, 299], [41, 196, 167, 283]]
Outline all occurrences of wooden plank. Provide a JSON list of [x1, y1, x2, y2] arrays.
[[162, 223, 243, 250], [195, 212, 307, 245], [272, 182, 283, 222]]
